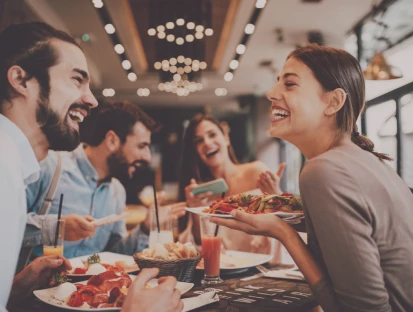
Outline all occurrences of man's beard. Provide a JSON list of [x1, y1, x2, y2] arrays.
[[36, 96, 89, 151], [107, 149, 149, 184]]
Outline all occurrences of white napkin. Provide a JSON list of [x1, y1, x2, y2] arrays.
[[263, 267, 304, 281], [182, 291, 219, 312], [92, 212, 130, 227]]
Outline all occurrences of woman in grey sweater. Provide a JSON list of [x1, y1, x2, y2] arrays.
[[211, 44, 413, 312]]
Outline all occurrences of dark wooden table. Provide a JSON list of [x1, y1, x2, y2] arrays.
[[10, 266, 318, 312]]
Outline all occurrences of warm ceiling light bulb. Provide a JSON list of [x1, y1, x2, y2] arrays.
[[192, 60, 200, 66], [224, 72, 233, 82], [177, 88, 185, 96], [148, 28, 156, 36], [196, 83, 203, 91], [229, 60, 239, 70], [186, 22, 195, 29], [154, 62, 162, 70], [255, 0, 267, 8], [183, 80, 190, 87], [104, 24, 115, 34], [195, 25, 204, 32], [192, 66, 199, 72], [173, 74, 181, 82], [245, 23, 255, 34], [162, 60, 169, 67], [167, 34, 175, 42], [176, 18, 185, 26], [195, 32, 204, 39], [102, 89, 108, 97], [128, 72, 137, 82], [184, 58, 192, 65], [142, 88, 150, 96], [236, 44, 246, 55], [199, 62, 207, 70], [177, 67, 185, 75], [166, 22, 175, 29], [122, 60, 132, 70], [157, 25, 165, 32], [222, 88, 228, 96], [93, 1, 104, 8], [189, 84, 197, 92], [157, 32, 166, 39], [137, 88, 143, 96], [185, 34, 194, 42], [114, 44, 124, 54], [184, 66, 191, 73], [177, 55, 185, 63], [158, 83, 165, 91], [108, 88, 115, 96], [215, 88, 224, 96], [169, 58, 177, 65], [176, 37, 184, 45], [205, 28, 213, 36], [170, 65, 177, 73], [184, 89, 190, 96]]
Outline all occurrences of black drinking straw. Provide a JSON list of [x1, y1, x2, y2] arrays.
[[152, 169, 160, 233], [54, 194, 64, 247], [214, 192, 226, 237]]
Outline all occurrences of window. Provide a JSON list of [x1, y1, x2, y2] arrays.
[[365, 100, 397, 170], [401, 93, 413, 187]]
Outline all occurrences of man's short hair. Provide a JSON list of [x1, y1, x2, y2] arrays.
[[0, 22, 81, 106], [80, 100, 160, 146]]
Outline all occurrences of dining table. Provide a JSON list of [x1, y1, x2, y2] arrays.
[[10, 263, 318, 312]]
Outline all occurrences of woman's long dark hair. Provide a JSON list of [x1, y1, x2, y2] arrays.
[[288, 44, 392, 161], [177, 114, 238, 231]]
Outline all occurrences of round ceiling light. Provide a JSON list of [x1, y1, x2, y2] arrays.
[[224, 72, 233, 82], [127, 72, 137, 82]]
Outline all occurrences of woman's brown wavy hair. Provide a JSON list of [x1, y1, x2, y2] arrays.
[[288, 44, 392, 161]]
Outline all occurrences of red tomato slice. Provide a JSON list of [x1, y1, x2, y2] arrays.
[[73, 268, 87, 274]]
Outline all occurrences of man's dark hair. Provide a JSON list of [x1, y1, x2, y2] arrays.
[[0, 22, 81, 107], [80, 100, 160, 146]]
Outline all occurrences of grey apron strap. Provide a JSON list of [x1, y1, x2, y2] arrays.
[[38, 153, 62, 215]]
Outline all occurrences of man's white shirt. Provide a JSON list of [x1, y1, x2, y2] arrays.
[[0, 114, 40, 311]]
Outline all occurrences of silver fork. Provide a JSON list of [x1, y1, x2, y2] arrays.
[[256, 265, 270, 274]]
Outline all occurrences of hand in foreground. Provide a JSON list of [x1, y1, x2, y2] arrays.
[[9, 256, 71, 305], [184, 179, 213, 208], [210, 210, 291, 243], [122, 268, 183, 312], [63, 214, 96, 241], [257, 162, 286, 195]]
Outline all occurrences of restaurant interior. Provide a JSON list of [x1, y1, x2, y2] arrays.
[[2, 0, 413, 311]]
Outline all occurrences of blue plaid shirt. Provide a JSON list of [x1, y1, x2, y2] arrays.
[[26, 145, 148, 258]]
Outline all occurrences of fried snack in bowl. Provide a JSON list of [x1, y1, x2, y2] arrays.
[[133, 242, 201, 282]]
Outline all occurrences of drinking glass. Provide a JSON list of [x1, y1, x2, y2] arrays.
[[200, 216, 223, 285], [41, 218, 65, 256], [148, 207, 173, 248]]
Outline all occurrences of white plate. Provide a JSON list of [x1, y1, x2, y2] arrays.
[[68, 252, 139, 277], [196, 250, 272, 271], [186, 207, 303, 218], [33, 275, 194, 311]]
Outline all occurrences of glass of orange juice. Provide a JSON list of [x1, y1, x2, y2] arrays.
[[200, 216, 223, 285], [41, 218, 65, 256]]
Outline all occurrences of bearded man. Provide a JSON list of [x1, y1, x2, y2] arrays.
[[26, 100, 186, 258]]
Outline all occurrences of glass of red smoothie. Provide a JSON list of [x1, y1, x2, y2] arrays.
[[200, 216, 223, 285]]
